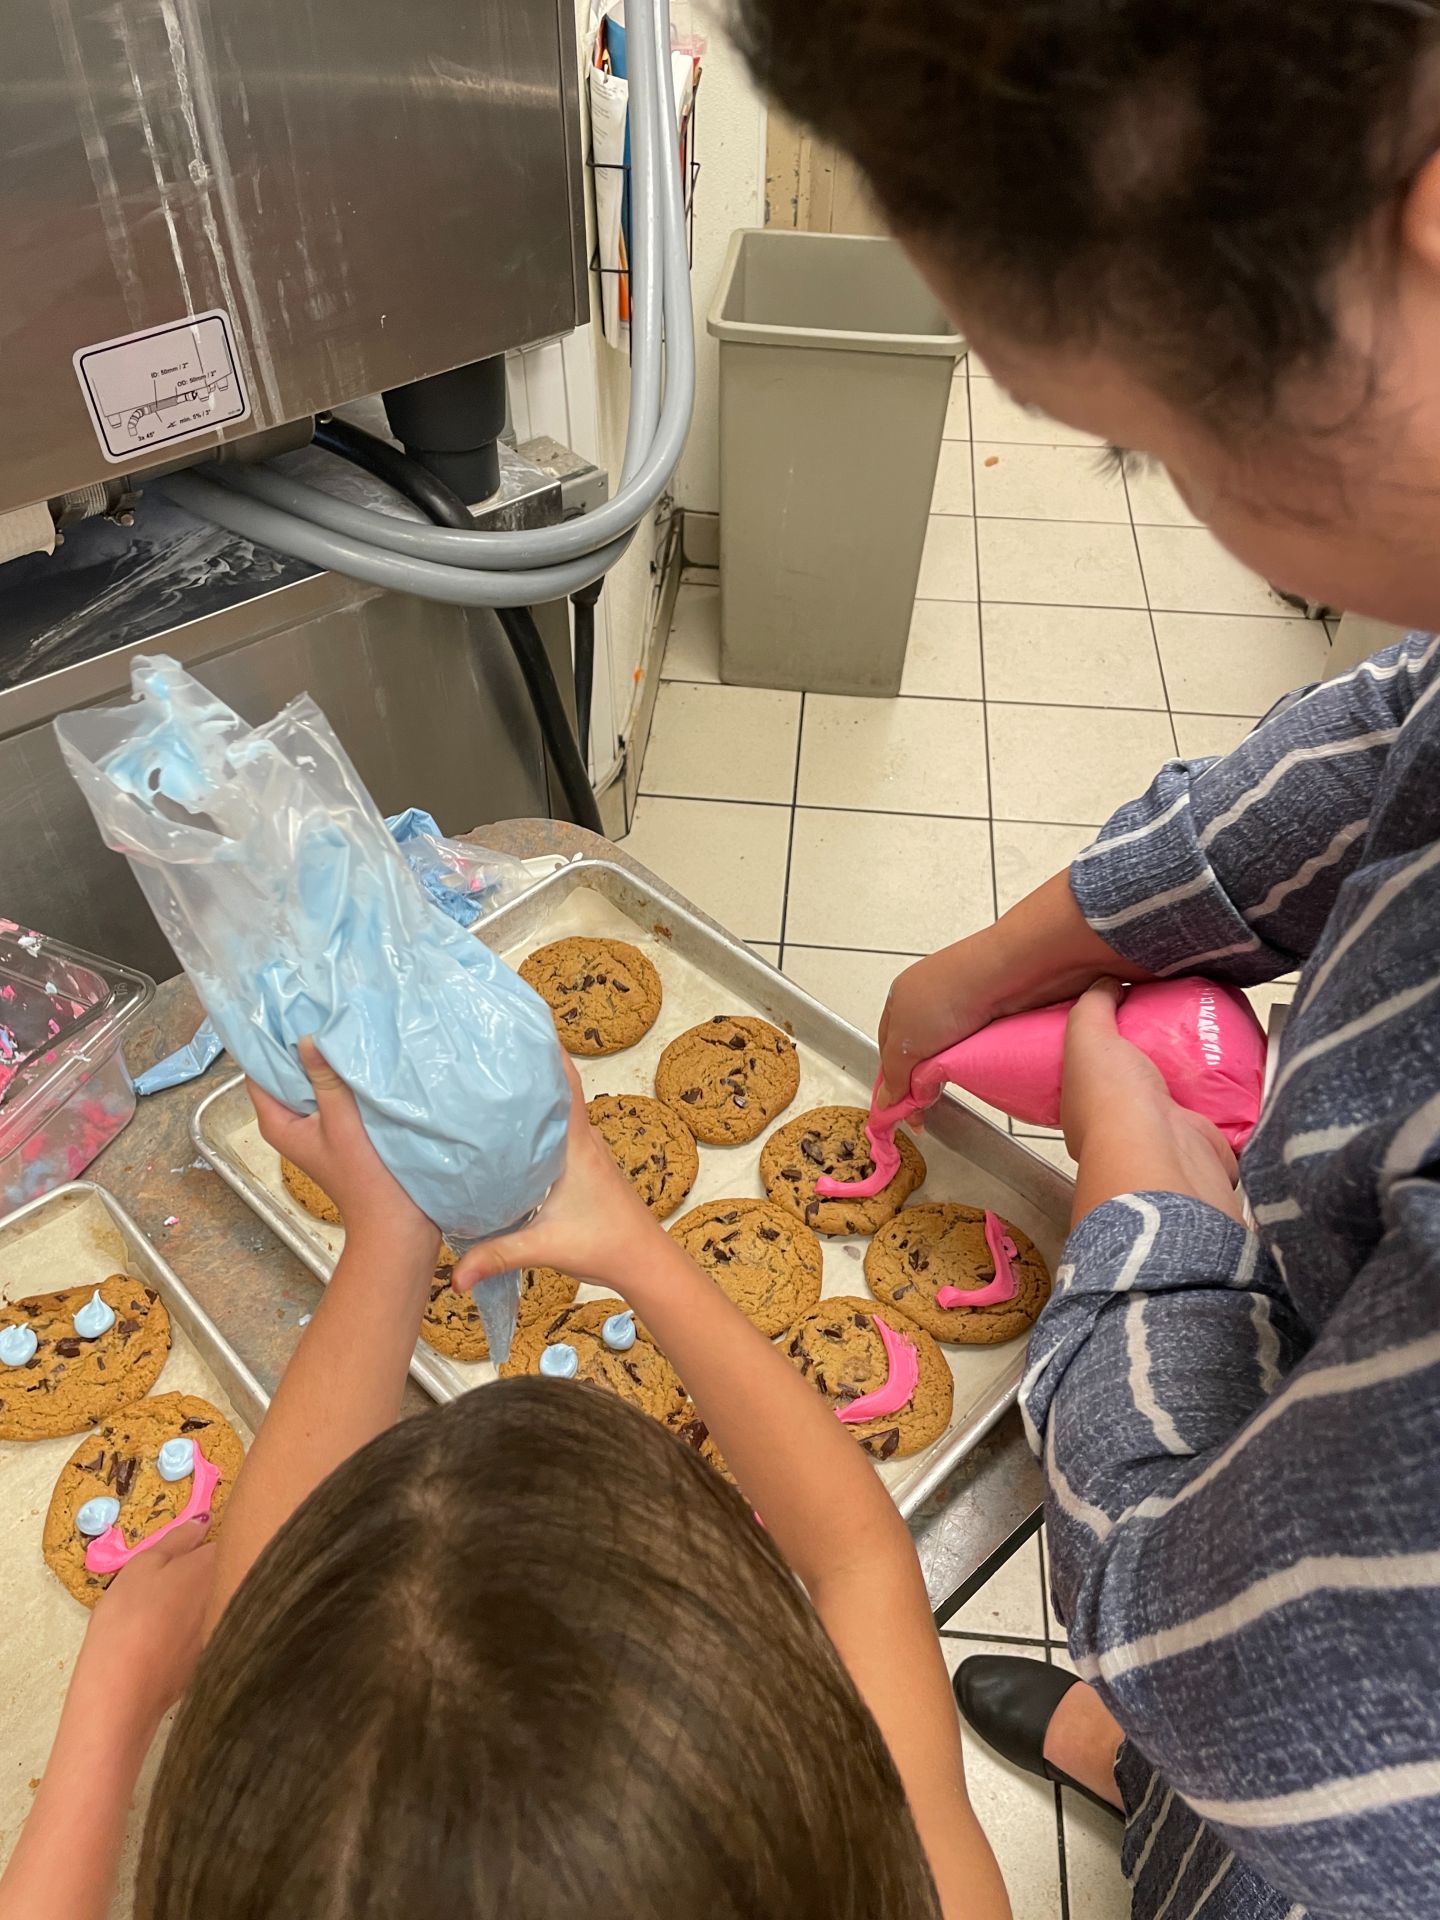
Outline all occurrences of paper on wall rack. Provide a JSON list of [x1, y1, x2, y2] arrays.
[[588, 3, 702, 351]]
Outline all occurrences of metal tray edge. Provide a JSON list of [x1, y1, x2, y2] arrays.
[[0, 1179, 271, 1433], [190, 1077, 465, 1408]]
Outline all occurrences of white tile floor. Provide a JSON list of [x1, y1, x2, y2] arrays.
[[625, 353, 1331, 1915]]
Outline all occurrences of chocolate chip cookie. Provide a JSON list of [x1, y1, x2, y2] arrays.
[[781, 1295, 952, 1459], [421, 1249, 579, 1363], [668, 1197, 823, 1337], [587, 1092, 699, 1218], [499, 1297, 692, 1428], [655, 1015, 800, 1145], [281, 1157, 342, 1226], [759, 1105, 926, 1237], [0, 1277, 172, 1441], [519, 936, 663, 1056], [865, 1203, 1052, 1345], [43, 1392, 246, 1608]]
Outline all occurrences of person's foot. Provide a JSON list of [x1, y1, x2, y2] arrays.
[[1041, 1674, 1125, 1811], [954, 1655, 1124, 1816]]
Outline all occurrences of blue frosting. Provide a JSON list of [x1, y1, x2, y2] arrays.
[[0, 1324, 38, 1367], [73, 1288, 116, 1340], [54, 658, 570, 1367], [601, 1309, 637, 1352], [157, 1437, 195, 1482], [76, 1496, 120, 1538], [538, 1341, 579, 1379]]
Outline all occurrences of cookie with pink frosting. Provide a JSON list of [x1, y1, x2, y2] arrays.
[[43, 1392, 245, 1608], [864, 1203, 1051, 1345], [759, 1105, 926, 1237], [781, 1295, 952, 1459]]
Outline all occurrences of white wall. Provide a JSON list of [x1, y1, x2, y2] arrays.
[[669, 3, 766, 514], [511, 3, 765, 787]]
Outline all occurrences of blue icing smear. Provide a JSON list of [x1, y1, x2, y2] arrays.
[[73, 1289, 116, 1340], [0, 1324, 38, 1367], [54, 659, 570, 1351], [76, 1496, 120, 1538], [157, 1437, 195, 1482], [538, 1341, 579, 1379], [601, 1309, 636, 1352]]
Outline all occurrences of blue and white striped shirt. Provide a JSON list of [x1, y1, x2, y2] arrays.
[[1022, 631, 1440, 1919]]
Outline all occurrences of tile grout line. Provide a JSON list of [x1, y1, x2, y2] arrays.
[[635, 794, 1109, 831], [1055, 1783, 1074, 1920], [650, 678, 1271, 722], [775, 691, 806, 969], [1122, 465, 1181, 756], [965, 358, 1003, 941]]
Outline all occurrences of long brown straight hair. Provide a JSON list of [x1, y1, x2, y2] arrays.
[[138, 1377, 941, 1920]]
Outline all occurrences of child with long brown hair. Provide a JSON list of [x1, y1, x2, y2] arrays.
[[0, 1043, 1009, 1920]]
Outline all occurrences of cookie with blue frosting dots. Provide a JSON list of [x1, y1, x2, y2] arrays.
[[0, 1276, 171, 1441], [43, 1391, 245, 1608]]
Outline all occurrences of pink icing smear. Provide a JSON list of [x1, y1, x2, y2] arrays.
[[935, 1211, 1019, 1309], [83, 1450, 220, 1575], [836, 1315, 918, 1424]]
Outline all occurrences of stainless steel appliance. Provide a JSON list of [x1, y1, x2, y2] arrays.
[[2, 0, 585, 514], [0, 0, 596, 973]]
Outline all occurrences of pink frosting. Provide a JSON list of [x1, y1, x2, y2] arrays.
[[83, 1449, 220, 1575], [836, 1315, 919, 1425], [935, 1211, 1019, 1309]]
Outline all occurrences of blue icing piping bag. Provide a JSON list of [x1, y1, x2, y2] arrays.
[[55, 656, 570, 1366]]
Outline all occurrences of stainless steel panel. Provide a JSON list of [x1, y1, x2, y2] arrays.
[[2, 0, 586, 510], [0, 581, 567, 977]]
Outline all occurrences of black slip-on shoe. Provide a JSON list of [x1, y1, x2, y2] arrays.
[[954, 1653, 1124, 1820]]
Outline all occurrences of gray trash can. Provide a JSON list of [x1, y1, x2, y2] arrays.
[[707, 228, 964, 697]]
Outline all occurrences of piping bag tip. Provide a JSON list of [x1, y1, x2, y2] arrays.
[[471, 1268, 522, 1366]]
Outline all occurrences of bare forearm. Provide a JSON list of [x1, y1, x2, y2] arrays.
[[973, 871, 1148, 1018], [617, 1217, 916, 1591], [0, 1661, 155, 1920], [205, 1227, 434, 1631]]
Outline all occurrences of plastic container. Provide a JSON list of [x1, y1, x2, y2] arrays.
[[0, 922, 154, 1212], [707, 228, 964, 696]]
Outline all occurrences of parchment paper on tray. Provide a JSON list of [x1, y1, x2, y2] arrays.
[[0, 1185, 262, 1915]]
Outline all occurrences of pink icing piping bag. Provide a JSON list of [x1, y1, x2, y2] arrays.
[[935, 1210, 1019, 1309], [836, 1315, 919, 1425], [84, 1450, 220, 1575], [815, 977, 1267, 1201]]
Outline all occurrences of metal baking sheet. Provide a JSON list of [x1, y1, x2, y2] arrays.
[[194, 856, 1074, 1518], [0, 1180, 269, 1912]]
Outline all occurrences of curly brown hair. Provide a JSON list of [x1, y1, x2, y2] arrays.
[[734, 1, 1440, 423]]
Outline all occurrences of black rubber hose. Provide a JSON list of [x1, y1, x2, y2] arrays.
[[570, 580, 603, 767], [311, 417, 603, 833]]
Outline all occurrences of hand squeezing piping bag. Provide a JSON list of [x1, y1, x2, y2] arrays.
[[54, 656, 571, 1363], [816, 976, 1266, 1200]]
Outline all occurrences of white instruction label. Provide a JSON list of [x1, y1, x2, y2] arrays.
[[73, 309, 250, 463]]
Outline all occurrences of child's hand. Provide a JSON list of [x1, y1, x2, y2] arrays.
[[77, 1520, 215, 1730], [248, 1038, 440, 1255], [451, 1059, 655, 1296], [1063, 979, 1243, 1223]]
